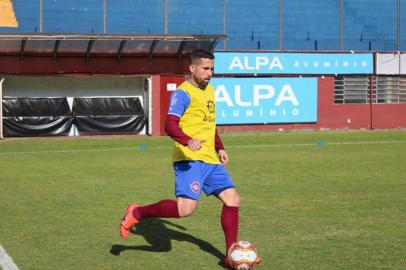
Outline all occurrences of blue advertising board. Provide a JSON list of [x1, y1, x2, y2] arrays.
[[211, 77, 318, 125], [214, 52, 373, 75]]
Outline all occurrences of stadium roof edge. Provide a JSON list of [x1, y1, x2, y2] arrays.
[[0, 33, 226, 41], [0, 33, 226, 62]]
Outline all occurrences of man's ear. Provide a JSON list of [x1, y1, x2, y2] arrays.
[[189, 64, 195, 73]]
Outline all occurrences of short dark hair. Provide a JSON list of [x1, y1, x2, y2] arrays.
[[190, 49, 214, 64]]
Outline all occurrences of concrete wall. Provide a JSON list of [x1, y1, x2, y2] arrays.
[[2, 76, 145, 98]]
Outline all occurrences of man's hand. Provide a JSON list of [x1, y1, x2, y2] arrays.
[[187, 139, 206, 151], [218, 149, 229, 164]]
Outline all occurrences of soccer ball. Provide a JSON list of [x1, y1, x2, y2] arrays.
[[227, 240, 258, 270]]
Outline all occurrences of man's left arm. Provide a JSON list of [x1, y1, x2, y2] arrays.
[[215, 129, 228, 164]]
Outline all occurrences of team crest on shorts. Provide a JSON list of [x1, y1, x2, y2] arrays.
[[190, 181, 201, 193]]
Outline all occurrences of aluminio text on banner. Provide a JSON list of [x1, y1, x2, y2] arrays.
[[214, 52, 373, 75], [211, 78, 318, 125]]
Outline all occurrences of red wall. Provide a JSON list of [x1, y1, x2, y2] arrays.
[[154, 76, 406, 135], [0, 55, 190, 75], [372, 104, 406, 129], [151, 75, 162, 136], [152, 75, 185, 135], [316, 76, 372, 130]]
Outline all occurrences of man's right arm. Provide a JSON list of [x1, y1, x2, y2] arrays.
[[165, 114, 191, 145], [165, 90, 191, 145]]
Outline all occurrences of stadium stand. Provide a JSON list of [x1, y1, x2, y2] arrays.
[[1, 0, 404, 51]]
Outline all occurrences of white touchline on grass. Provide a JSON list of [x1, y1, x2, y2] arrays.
[[0, 245, 20, 270], [0, 140, 405, 156], [230, 140, 406, 148]]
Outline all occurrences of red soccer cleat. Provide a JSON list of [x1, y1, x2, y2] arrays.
[[224, 257, 232, 268], [119, 204, 140, 239]]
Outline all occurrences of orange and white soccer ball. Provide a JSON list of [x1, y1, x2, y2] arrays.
[[227, 240, 258, 270]]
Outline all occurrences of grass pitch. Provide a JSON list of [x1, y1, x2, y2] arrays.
[[0, 130, 405, 269]]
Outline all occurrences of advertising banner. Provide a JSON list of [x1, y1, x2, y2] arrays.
[[214, 52, 373, 75], [401, 54, 406, 74], [211, 77, 318, 125], [376, 53, 399, 74], [376, 53, 406, 74]]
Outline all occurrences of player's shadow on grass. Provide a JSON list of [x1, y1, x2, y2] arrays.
[[110, 218, 227, 266]]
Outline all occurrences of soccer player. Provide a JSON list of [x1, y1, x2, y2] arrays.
[[119, 49, 261, 268]]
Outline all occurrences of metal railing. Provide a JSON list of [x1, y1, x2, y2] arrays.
[[335, 75, 406, 104]]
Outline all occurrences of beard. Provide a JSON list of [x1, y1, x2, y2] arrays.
[[193, 75, 210, 89]]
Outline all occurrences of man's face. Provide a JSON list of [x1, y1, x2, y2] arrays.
[[190, 58, 214, 89]]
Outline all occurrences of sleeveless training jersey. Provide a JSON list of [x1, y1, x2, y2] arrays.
[[170, 81, 220, 164]]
